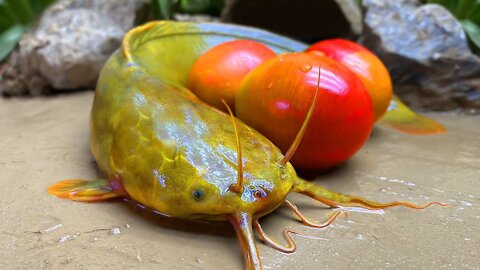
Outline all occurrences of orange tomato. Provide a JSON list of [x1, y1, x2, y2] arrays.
[[188, 40, 276, 112], [236, 52, 375, 169], [307, 39, 393, 121]]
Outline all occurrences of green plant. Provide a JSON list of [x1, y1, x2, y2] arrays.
[[0, 0, 57, 62], [424, 0, 480, 53], [150, 0, 224, 20]]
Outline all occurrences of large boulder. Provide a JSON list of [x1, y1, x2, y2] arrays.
[[0, 0, 148, 96], [360, 0, 480, 113]]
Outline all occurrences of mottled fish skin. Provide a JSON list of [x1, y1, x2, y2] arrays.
[[90, 22, 297, 221]]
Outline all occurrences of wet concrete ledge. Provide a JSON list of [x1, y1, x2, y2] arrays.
[[0, 92, 478, 269]]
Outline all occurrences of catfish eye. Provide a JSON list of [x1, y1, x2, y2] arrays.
[[192, 189, 204, 201]]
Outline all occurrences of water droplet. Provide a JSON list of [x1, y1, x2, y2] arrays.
[[301, 64, 312, 72], [267, 82, 273, 89], [109, 227, 121, 236], [42, 223, 63, 233], [59, 234, 78, 243], [461, 201, 472, 206]]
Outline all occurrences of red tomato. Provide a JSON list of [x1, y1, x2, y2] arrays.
[[307, 39, 393, 121], [188, 40, 276, 112], [236, 52, 374, 169]]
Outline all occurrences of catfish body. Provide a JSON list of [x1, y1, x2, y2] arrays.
[[90, 43, 295, 220], [49, 22, 444, 270]]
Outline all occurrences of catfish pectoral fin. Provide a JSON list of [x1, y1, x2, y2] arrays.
[[48, 178, 120, 202]]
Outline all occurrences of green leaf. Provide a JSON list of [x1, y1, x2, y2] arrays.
[[455, 0, 475, 19], [461, 19, 480, 49], [6, 0, 34, 24], [0, 14, 13, 33], [466, 3, 480, 25], [0, 0, 20, 31], [0, 24, 25, 62], [151, 0, 178, 20], [179, 0, 211, 13], [29, 0, 56, 14], [0, 0, 57, 63]]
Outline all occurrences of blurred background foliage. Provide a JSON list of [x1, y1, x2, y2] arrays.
[[150, 0, 224, 20]]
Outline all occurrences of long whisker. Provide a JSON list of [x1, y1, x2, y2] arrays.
[[293, 178, 448, 210], [321, 197, 448, 210], [253, 219, 297, 253], [284, 200, 346, 228], [280, 67, 321, 165], [222, 99, 244, 194], [230, 213, 262, 270]]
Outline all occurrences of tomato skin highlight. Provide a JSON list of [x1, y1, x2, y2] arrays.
[[236, 52, 375, 169], [307, 39, 393, 122], [188, 40, 276, 112]]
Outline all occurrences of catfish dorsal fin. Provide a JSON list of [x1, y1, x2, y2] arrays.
[[280, 67, 321, 166]]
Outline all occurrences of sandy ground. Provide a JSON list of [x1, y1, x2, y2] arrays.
[[0, 91, 479, 270]]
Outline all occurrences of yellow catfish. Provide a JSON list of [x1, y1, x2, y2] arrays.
[[48, 21, 445, 270]]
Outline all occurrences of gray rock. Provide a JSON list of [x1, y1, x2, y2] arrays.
[[0, 51, 31, 96], [0, 0, 147, 96], [361, 0, 480, 113]]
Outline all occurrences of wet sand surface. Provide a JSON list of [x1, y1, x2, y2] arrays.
[[0, 91, 479, 269]]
